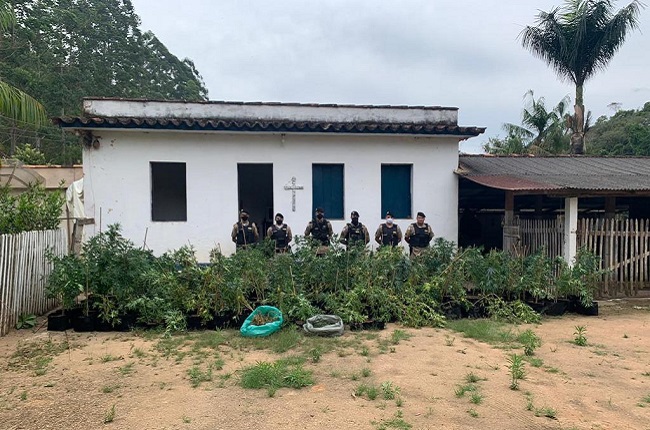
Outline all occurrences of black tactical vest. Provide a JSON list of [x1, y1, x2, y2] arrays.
[[346, 222, 365, 244], [409, 223, 431, 248], [309, 219, 330, 245], [236, 222, 256, 246], [270, 224, 289, 249], [381, 224, 400, 246]]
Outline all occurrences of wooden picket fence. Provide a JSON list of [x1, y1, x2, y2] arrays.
[[578, 218, 650, 297], [518, 218, 564, 260], [0, 229, 68, 336]]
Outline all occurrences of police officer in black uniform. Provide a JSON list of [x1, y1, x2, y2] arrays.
[[340, 210, 370, 249], [304, 207, 333, 255], [231, 209, 259, 251], [405, 211, 434, 256], [374, 211, 403, 247], [267, 213, 292, 253]]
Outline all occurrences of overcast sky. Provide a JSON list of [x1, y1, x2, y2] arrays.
[[130, 0, 649, 153]]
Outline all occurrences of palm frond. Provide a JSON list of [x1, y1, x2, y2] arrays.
[[0, 81, 48, 127]]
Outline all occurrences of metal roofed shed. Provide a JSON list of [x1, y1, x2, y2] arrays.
[[456, 155, 650, 297]]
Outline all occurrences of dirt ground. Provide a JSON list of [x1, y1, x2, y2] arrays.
[[1, 299, 649, 430]]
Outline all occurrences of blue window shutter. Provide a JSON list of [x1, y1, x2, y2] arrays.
[[381, 165, 411, 218], [312, 164, 344, 219]]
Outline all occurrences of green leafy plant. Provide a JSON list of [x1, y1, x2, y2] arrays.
[[15, 313, 37, 329], [519, 329, 542, 356], [380, 381, 401, 400], [507, 354, 525, 390], [573, 326, 588, 346], [104, 404, 116, 424]]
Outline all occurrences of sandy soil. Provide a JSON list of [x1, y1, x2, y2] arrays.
[[1, 298, 649, 430]]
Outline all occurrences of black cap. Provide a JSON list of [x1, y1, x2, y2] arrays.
[[239, 209, 248, 215], [315, 207, 324, 213], [386, 211, 393, 217], [351, 210, 359, 217], [275, 213, 284, 219], [417, 211, 426, 218]]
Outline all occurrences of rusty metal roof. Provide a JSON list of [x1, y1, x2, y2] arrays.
[[54, 116, 485, 138], [457, 155, 650, 192]]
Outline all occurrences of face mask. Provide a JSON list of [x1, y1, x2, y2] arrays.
[[241, 215, 248, 221], [386, 218, 394, 226], [316, 214, 323, 219], [276, 219, 283, 225], [351, 217, 359, 225]]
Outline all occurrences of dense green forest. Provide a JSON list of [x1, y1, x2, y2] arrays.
[[0, 0, 208, 165], [586, 102, 650, 156]]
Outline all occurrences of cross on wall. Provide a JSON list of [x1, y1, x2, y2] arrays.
[[283, 176, 304, 212]]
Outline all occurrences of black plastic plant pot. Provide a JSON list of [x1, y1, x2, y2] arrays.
[[543, 299, 570, 316], [47, 310, 71, 331], [575, 301, 599, 316], [186, 315, 203, 331], [73, 314, 97, 332]]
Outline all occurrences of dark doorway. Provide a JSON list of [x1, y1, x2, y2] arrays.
[[238, 164, 273, 239]]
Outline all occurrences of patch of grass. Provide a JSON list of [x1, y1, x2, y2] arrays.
[[240, 360, 313, 396], [444, 334, 455, 346], [187, 365, 213, 388], [104, 404, 116, 424], [117, 362, 135, 376], [131, 347, 146, 358], [640, 393, 650, 404], [467, 408, 479, 418], [390, 330, 413, 345], [525, 357, 544, 368], [19, 391, 27, 401], [534, 406, 557, 419], [470, 392, 483, 405], [465, 372, 482, 383], [395, 397, 404, 407], [182, 416, 191, 424], [101, 384, 119, 394], [361, 367, 372, 377], [454, 384, 476, 397], [360, 346, 370, 357], [381, 381, 401, 400], [8, 338, 70, 375], [641, 371, 650, 377], [446, 319, 518, 346], [545, 366, 561, 374], [213, 356, 225, 370], [308, 347, 322, 363], [375, 411, 412, 430], [100, 354, 121, 363]]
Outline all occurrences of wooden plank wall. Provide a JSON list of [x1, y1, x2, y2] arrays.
[[0, 229, 68, 336], [578, 218, 650, 297], [518, 218, 564, 260]]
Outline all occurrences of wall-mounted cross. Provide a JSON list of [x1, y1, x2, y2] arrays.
[[283, 176, 304, 212]]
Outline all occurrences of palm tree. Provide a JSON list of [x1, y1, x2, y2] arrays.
[[0, 1, 47, 130], [521, 0, 644, 154], [503, 90, 570, 154]]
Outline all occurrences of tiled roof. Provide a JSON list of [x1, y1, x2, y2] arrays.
[[457, 155, 650, 192], [54, 116, 485, 137]]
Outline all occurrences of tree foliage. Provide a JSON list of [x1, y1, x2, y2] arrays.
[[521, 0, 644, 154], [0, 0, 209, 164], [586, 102, 650, 155], [483, 91, 571, 155], [0, 182, 64, 234]]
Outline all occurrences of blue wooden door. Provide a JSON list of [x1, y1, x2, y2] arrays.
[[381, 164, 411, 218], [312, 164, 344, 219]]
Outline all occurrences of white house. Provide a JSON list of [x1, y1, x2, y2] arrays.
[[57, 98, 484, 261]]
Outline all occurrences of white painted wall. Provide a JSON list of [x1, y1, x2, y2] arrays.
[[83, 130, 459, 261]]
